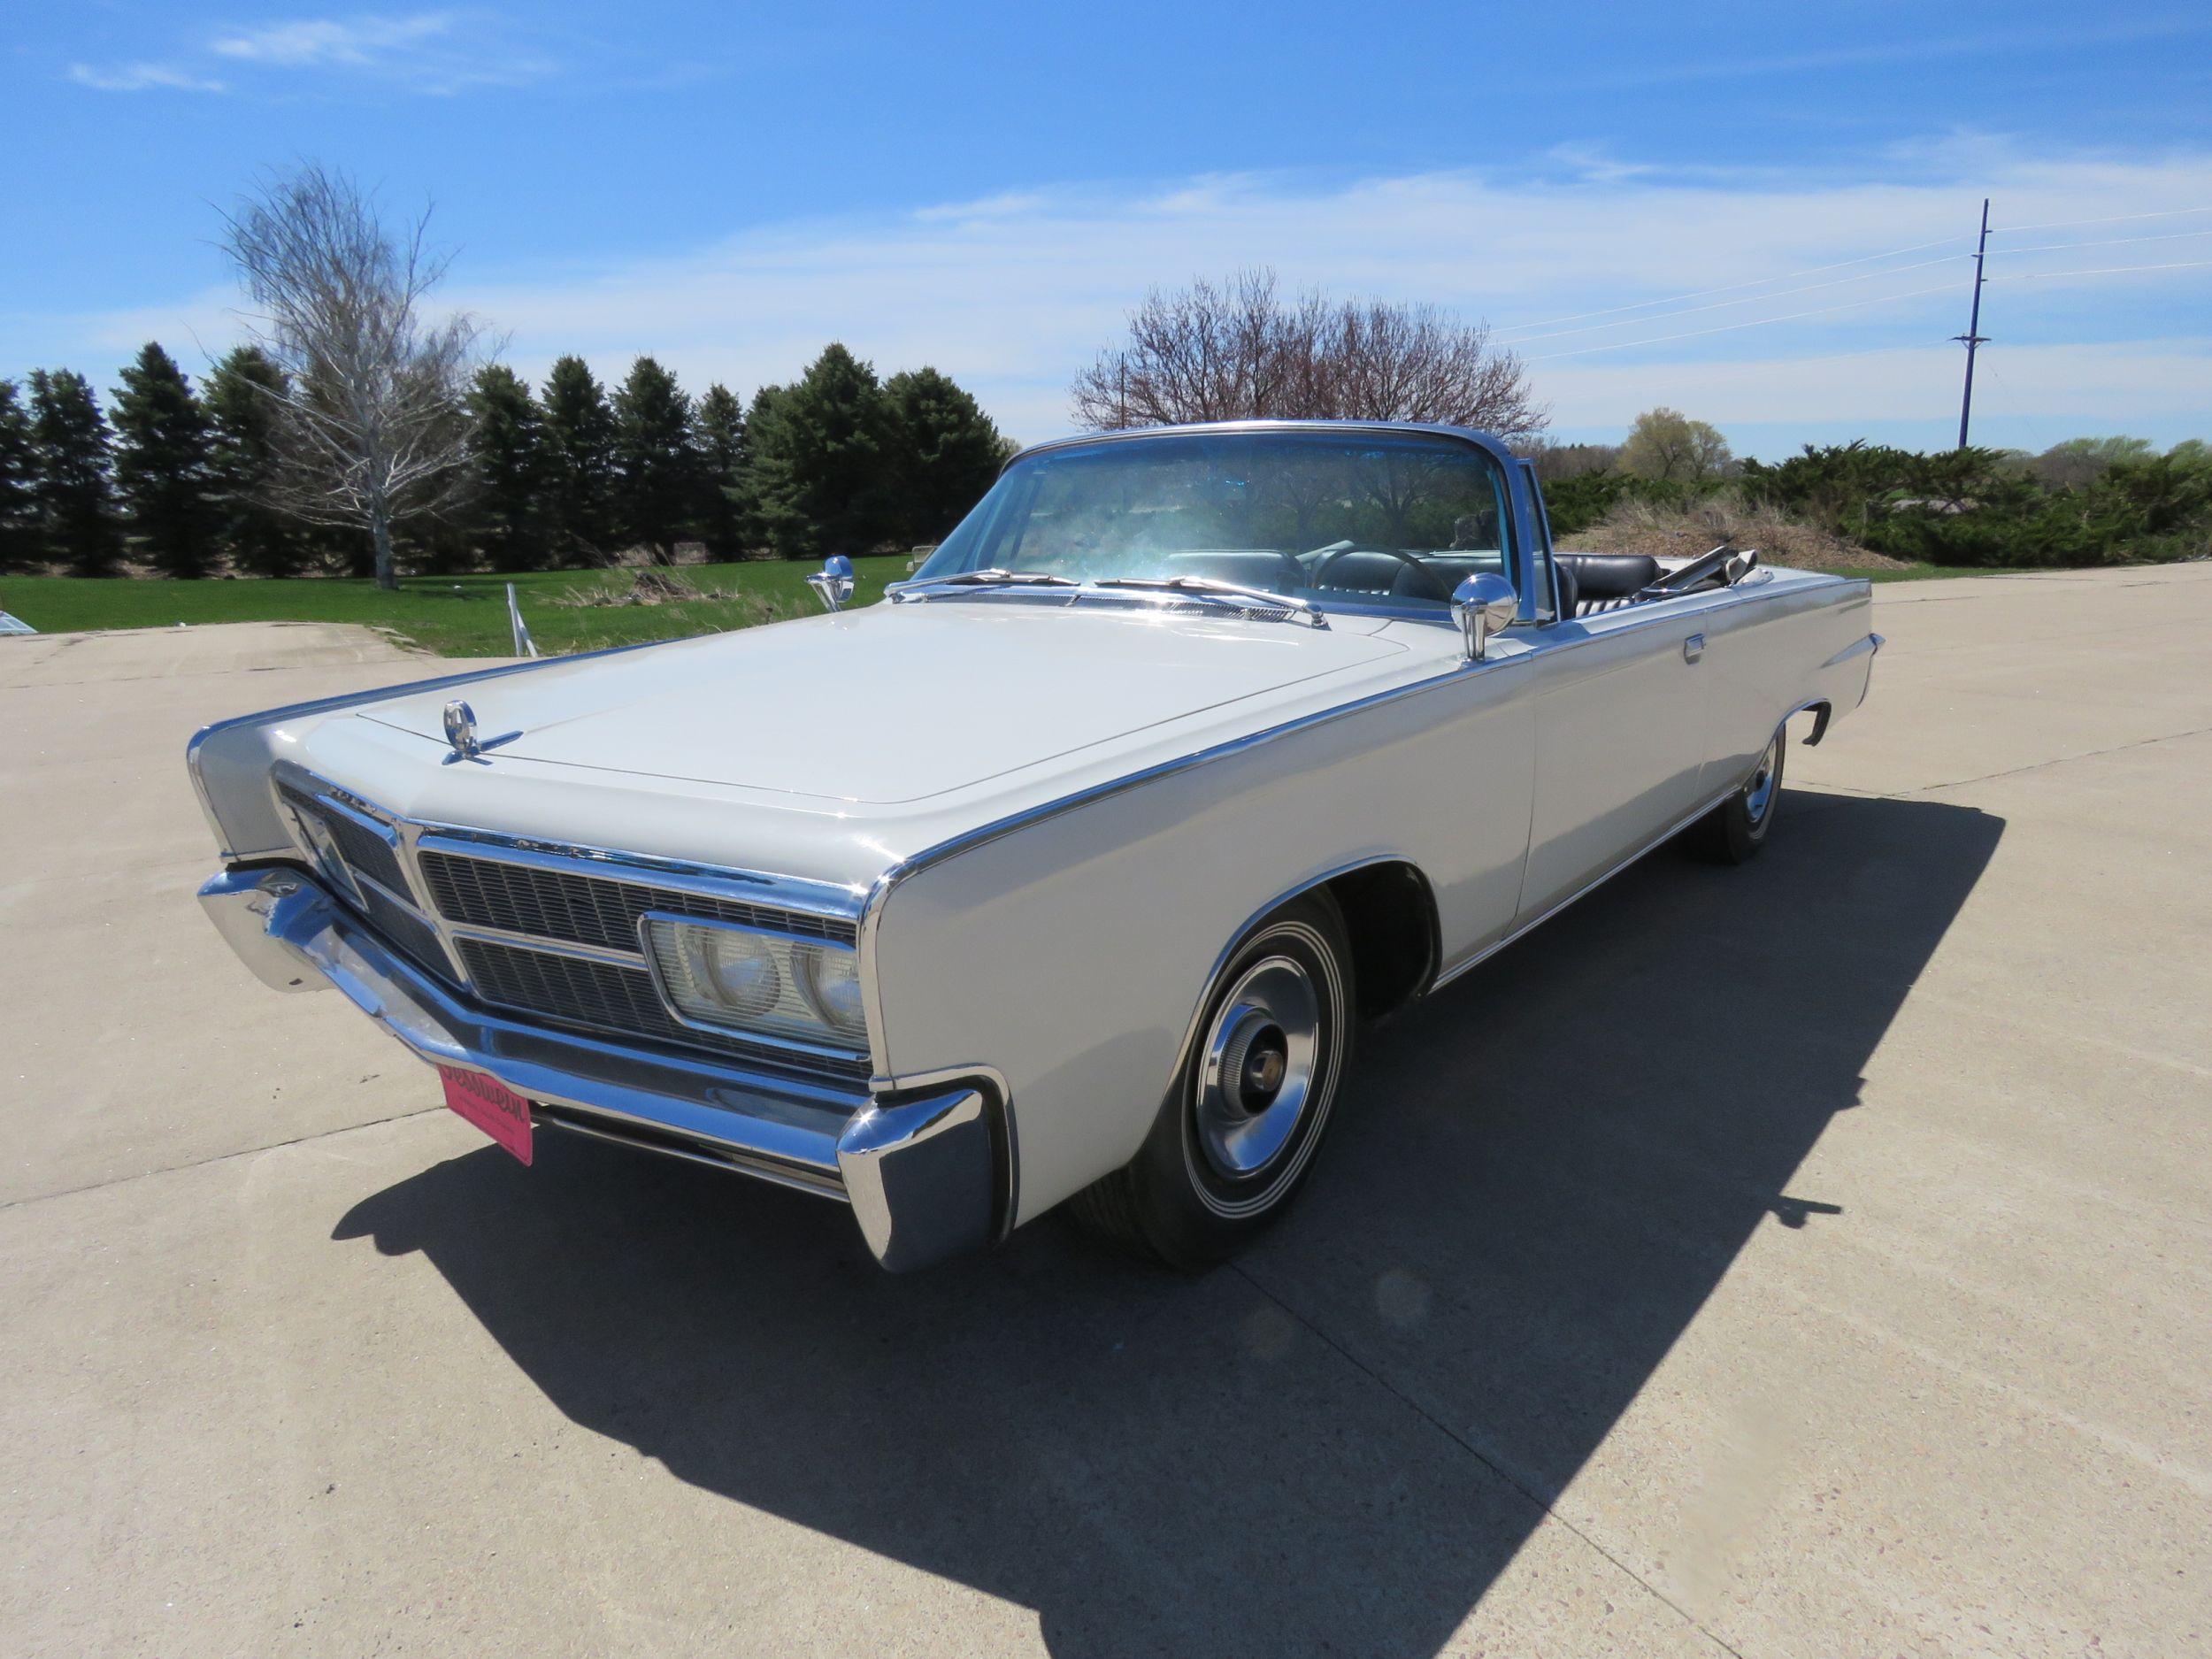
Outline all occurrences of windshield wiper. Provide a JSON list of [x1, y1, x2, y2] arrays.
[[1089, 575, 1329, 628], [889, 568, 1081, 603]]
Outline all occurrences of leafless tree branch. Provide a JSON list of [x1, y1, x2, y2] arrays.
[[1071, 269, 1547, 441], [219, 164, 487, 588]]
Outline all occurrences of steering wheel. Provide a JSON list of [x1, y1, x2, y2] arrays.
[[1310, 546, 1457, 603]]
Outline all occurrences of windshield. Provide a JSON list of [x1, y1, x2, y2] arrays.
[[913, 428, 1517, 615]]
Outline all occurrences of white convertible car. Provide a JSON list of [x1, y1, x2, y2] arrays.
[[193, 421, 1881, 1270]]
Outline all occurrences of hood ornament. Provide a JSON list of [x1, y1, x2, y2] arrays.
[[440, 697, 523, 764], [807, 555, 856, 612], [443, 699, 483, 762]]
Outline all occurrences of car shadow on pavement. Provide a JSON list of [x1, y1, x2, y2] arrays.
[[334, 787, 2001, 1658]]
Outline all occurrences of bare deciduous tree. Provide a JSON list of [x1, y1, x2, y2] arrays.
[[220, 164, 486, 589], [1518, 438, 1624, 481], [1071, 269, 1546, 440]]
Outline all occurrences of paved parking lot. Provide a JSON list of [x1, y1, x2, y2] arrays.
[[4, 568, 2209, 1657]]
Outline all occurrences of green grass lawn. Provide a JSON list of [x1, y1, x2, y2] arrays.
[[0, 557, 915, 657], [0, 555, 2068, 657]]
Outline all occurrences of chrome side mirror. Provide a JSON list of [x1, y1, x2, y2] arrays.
[[807, 554, 856, 612], [1450, 573, 1518, 661], [1724, 548, 1760, 586]]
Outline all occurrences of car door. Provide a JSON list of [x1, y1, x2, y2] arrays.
[[1513, 596, 1713, 921]]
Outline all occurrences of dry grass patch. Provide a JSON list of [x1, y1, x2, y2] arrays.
[[1577, 491, 1910, 572]]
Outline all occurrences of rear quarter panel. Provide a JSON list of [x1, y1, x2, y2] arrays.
[[1694, 570, 1878, 795]]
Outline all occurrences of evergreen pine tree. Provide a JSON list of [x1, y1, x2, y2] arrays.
[[0, 381, 38, 572], [691, 382, 750, 557], [744, 343, 897, 561], [541, 356, 618, 565], [467, 364, 550, 571], [611, 357, 703, 564], [27, 369, 122, 576], [204, 346, 311, 577], [111, 342, 219, 578], [884, 366, 1006, 545]]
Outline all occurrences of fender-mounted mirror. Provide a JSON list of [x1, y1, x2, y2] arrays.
[[1450, 573, 1518, 661], [807, 554, 856, 612]]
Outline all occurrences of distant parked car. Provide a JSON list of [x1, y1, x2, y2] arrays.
[[193, 421, 1882, 1270]]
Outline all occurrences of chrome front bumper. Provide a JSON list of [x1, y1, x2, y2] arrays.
[[199, 866, 1002, 1271]]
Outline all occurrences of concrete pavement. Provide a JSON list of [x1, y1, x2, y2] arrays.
[[2, 574, 2208, 1657]]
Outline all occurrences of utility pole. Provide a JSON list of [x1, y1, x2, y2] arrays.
[[1954, 197, 1991, 449]]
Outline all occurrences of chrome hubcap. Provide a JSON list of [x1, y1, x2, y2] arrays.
[[1744, 738, 1780, 825], [1195, 956, 1322, 1180]]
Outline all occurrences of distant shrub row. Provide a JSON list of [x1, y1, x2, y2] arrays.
[[1536, 438, 2212, 568]]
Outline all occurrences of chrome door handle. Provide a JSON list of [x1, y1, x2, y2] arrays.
[[1684, 634, 1705, 664]]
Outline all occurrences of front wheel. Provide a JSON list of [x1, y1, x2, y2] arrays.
[[1068, 893, 1354, 1268], [1693, 727, 1786, 864]]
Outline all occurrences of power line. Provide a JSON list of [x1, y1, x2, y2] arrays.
[[1991, 204, 2212, 234], [1985, 228, 2212, 257], [1984, 259, 2212, 282], [1518, 241, 2210, 361], [1503, 252, 1967, 346], [1491, 231, 1971, 337], [1523, 280, 1962, 360]]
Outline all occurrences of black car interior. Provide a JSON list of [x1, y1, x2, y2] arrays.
[[1554, 552, 1663, 615], [1159, 546, 1685, 620]]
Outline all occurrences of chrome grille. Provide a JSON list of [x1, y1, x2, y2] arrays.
[[320, 807, 410, 898], [358, 883, 449, 975], [273, 772, 867, 1080], [455, 937, 871, 1081], [277, 784, 413, 903], [419, 851, 859, 952]]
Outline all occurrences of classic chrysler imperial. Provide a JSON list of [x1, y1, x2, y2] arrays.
[[192, 421, 1881, 1270]]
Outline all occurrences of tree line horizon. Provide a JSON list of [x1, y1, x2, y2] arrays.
[[1, 162, 2202, 588], [0, 339, 1009, 582]]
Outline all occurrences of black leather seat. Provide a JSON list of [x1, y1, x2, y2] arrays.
[[1555, 552, 1659, 616], [1552, 557, 1579, 623], [1311, 551, 1460, 600], [1556, 552, 1659, 599]]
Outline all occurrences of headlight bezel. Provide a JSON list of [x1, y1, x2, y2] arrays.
[[638, 910, 871, 1059]]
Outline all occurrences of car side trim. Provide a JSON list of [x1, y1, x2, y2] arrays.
[[856, 572, 1859, 1071]]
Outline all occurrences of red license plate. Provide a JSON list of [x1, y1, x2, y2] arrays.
[[438, 1066, 534, 1164]]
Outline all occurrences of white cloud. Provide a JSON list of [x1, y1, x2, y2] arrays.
[[1572, 16, 2212, 91], [456, 148, 2212, 445], [21, 142, 2212, 453], [1539, 339, 2212, 426], [69, 12, 554, 99], [209, 13, 457, 68], [66, 61, 227, 94]]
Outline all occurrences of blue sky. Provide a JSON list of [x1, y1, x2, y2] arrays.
[[5, 1, 2211, 455]]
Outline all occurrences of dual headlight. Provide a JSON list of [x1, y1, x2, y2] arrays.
[[641, 915, 868, 1052]]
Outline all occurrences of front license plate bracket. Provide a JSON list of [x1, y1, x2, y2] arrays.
[[438, 1065, 534, 1164]]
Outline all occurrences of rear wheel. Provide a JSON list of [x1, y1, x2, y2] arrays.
[[1069, 893, 1354, 1268], [1694, 727, 1786, 864]]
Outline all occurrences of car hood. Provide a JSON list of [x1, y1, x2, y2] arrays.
[[355, 601, 1411, 805]]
